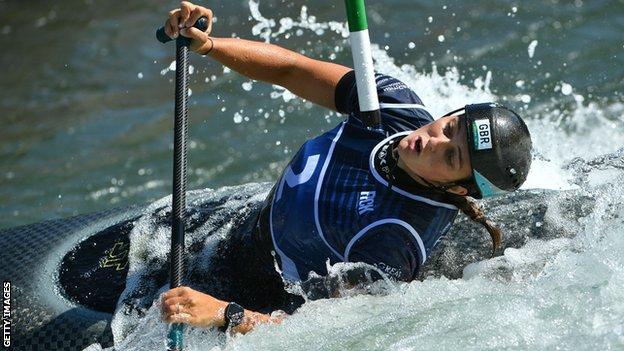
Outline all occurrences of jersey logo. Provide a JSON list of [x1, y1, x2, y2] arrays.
[[358, 191, 376, 215]]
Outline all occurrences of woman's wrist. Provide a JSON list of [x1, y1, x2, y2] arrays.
[[215, 299, 229, 327], [201, 37, 215, 56]]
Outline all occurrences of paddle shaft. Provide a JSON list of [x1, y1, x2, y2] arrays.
[[156, 17, 208, 351], [344, 0, 382, 131], [167, 34, 189, 351]]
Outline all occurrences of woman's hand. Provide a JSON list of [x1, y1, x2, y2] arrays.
[[164, 1, 214, 54], [161, 286, 227, 328]]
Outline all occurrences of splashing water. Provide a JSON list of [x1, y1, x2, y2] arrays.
[[105, 2, 624, 350]]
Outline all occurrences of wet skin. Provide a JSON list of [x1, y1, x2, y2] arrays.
[[396, 114, 472, 196]]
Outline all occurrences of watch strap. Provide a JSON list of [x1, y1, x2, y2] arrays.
[[219, 302, 244, 332]]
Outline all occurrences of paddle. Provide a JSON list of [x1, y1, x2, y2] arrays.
[[344, 0, 381, 131], [156, 17, 208, 351]]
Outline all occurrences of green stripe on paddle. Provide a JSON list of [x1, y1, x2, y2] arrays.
[[345, 0, 368, 32]]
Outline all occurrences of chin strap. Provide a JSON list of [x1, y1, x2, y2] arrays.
[[390, 145, 462, 193], [377, 137, 461, 193], [409, 172, 458, 193]]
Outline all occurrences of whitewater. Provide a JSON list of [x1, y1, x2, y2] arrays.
[[80, 2, 624, 350]]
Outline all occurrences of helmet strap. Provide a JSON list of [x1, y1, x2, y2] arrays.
[[415, 176, 463, 195], [391, 147, 467, 195]]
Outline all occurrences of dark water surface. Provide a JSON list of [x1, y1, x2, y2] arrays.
[[1, 0, 623, 228]]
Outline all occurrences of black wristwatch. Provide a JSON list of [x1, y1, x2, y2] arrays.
[[219, 302, 245, 332]]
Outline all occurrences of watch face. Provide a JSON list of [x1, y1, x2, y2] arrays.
[[227, 302, 245, 327]]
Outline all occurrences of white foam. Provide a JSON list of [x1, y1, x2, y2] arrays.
[[522, 158, 578, 191]]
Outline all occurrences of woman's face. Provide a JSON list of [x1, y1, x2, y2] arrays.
[[397, 115, 472, 195]]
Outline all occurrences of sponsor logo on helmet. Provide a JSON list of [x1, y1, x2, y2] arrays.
[[472, 119, 492, 150]]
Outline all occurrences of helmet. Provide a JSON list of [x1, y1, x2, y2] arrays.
[[458, 103, 532, 199]]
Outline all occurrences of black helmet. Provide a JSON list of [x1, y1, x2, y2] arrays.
[[457, 103, 532, 199]]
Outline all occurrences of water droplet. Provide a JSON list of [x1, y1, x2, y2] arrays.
[[35, 17, 47, 27], [528, 40, 538, 58], [233, 113, 243, 124]]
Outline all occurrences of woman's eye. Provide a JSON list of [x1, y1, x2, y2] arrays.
[[443, 124, 451, 137]]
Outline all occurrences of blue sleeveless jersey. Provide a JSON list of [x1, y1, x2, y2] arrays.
[[268, 72, 458, 282]]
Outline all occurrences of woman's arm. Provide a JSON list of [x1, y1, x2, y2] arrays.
[[165, 2, 351, 111], [207, 37, 350, 111]]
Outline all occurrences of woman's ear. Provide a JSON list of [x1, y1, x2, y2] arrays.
[[446, 185, 468, 196]]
